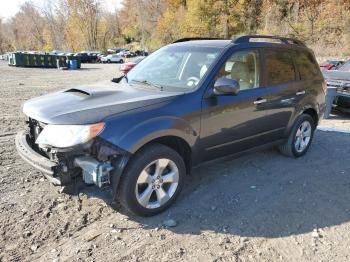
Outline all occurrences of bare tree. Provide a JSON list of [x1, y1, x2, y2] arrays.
[[11, 2, 46, 50]]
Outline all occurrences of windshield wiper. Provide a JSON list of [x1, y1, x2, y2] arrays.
[[131, 79, 164, 90]]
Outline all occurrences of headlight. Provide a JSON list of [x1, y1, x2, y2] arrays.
[[35, 123, 105, 148]]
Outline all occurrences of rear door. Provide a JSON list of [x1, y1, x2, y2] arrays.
[[293, 49, 325, 104], [259, 48, 299, 142]]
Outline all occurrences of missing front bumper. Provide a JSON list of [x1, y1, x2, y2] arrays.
[[15, 131, 62, 185], [15, 131, 130, 191]]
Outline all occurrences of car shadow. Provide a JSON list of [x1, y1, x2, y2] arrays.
[[76, 67, 101, 71], [127, 130, 350, 238], [66, 130, 350, 239]]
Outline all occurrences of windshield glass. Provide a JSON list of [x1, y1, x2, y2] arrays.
[[338, 60, 350, 72], [126, 45, 222, 91]]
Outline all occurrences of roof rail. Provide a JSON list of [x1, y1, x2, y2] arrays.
[[173, 37, 223, 43], [233, 35, 306, 47]]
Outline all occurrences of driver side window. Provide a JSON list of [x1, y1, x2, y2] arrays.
[[215, 49, 260, 91]]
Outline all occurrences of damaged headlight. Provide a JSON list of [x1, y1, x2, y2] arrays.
[[36, 123, 105, 148]]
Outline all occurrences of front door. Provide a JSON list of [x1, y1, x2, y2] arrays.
[[200, 49, 275, 161]]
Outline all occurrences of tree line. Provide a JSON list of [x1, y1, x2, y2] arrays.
[[0, 0, 349, 57]]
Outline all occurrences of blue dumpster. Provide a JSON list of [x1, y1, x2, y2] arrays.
[[68, 59, 78, 69]]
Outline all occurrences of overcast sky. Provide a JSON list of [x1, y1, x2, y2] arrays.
[[0, 0, 123, 20]]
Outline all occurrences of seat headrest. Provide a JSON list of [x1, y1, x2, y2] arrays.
[[231, 61, 249, 81]]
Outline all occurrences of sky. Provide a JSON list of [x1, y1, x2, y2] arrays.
[[0, 0, 123, 20]]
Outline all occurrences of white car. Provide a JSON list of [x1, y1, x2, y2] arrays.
[[100, 54, 124, 63]]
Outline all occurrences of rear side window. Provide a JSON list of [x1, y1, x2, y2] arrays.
[[264, 49, 295, 86], [294, 51, 320, 80]]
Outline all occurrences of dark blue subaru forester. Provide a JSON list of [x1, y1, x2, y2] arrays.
[[16, 35, 326, 216]]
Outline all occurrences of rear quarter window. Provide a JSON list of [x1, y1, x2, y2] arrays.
[[264, 49, 295, 86], [294, 50, 321, 80]]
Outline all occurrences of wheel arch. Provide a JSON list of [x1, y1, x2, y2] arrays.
[[134, 135, 193, 175], [110, 116, 197, 174], [302, 107, 319, 125], [285, 103, 320, 138]]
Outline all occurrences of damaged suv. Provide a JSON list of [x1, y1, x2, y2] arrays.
[[16, 35, 325, 216]]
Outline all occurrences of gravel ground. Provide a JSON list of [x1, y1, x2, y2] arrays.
[[1, 61, 350, 262]]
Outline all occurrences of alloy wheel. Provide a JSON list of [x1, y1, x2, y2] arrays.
[[135, 158, 179, 209], [294, 120, 312, 153]]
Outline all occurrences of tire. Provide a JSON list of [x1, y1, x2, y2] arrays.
[[107, 60, 111, 63], [279, 114, 315, 158], [118, 143, 186, 216], [120, 59, 124, 64]]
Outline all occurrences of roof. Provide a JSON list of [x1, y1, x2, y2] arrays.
[[171, 40, 232, 48], [171, 35, 309, 50]]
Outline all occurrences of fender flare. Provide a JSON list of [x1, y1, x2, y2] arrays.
[[285, 101, 320, 137]]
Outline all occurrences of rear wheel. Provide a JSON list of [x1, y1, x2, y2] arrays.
[[118, 144, 185, 216], [279, 114, 315, 158]]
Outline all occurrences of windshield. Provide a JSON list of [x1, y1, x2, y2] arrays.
[[126, 45, 222, 91], [338, 60, 350, 72]]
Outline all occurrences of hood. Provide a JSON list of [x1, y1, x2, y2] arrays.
[[23, 82, 182, 124], [322, 70, 350, 82]]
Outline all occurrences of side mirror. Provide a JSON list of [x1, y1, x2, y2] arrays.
[[111, 75, 125, 83], [213, 77, 240, 96]]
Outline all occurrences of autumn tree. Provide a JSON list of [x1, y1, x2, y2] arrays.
[[299, 0, 326, 42], [63, 0, 101, 50], [119, 0, 165, 49], [1, 0, 350, 57], [0, 18, 5, 53], [242, 0, 263, 34]]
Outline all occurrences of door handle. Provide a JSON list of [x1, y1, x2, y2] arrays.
[[254, 99, 267, 105], [296, 90, 306, 95]]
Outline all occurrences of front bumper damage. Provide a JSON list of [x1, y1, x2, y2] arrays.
[[16, 131, 62, 185], [15, 130, 130, 193]]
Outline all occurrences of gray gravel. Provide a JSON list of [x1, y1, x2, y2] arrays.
[[1, 61, 350, 261]]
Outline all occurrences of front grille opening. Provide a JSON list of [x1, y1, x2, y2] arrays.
[[27, 118, 49, 157]]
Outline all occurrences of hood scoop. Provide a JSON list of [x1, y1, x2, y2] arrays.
[[64, 88, 91, 97]]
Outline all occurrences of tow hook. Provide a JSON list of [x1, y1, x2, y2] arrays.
[[74, 156, 113, 188]]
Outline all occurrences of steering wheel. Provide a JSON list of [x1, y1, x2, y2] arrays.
[[186, 76, 200, 87]]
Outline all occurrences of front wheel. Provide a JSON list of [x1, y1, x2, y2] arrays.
[[118, 144, 185, 216], [279, 114, 315, 158]]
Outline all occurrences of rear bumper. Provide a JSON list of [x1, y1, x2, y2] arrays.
[[15, 131, 62, 185]]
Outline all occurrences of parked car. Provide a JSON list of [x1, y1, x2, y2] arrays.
[[74, 52, 99, 63], [90, 52, 102, 61], [120, 57, 145, 74], [96, 53, 106, 63], [0, 53, 9, 61], [16, 35, 325, 216], [320, 60, 344, 70], [107, 48, 126, 54], [135, 50, 149, 56], [100, 54, 124, 63], [117, 50, 136, 58], [49, 50, 72, 56], [323, 60, 350, 112]]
